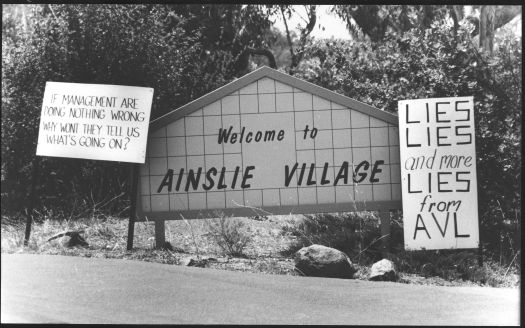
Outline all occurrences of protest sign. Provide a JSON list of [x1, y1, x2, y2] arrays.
[[398, 97, 479, 250], [36, 82, 153, 163]]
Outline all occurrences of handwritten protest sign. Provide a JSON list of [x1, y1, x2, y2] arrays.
[[398, 96, 479, 250], [36, 82, 153, 163]]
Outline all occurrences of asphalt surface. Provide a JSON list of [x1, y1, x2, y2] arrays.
[[1, 253, 520, 325]]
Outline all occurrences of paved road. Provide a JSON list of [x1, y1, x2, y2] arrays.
[[1, 254, 520, 325]]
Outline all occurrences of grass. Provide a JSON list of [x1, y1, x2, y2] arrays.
[[1, 212, 520, 287]]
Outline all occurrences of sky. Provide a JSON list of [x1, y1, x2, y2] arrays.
[[271, 5, 352, 40]]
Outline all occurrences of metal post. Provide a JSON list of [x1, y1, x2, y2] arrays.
[[154, 219, 165, 249], [24, 156, 40, 246], [126, 163, 139, 251]]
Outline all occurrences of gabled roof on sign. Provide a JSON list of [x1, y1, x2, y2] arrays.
[[150, 66, 398, 131]]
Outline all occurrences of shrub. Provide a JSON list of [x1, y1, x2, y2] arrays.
[[391, 248, 520, 287], [2, 4, 275, 215], [281, 212, 384, 265], [205, 215, 252, 257], [295, 20, 521, 266]]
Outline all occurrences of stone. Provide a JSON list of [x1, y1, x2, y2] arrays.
[[47, 230, 88, 248], [181, 257, 196, 266], [369, 259, 397, 281], [181, 257, 209, 267], [294, 244, 356, 279], [65, 233, 88, 248]]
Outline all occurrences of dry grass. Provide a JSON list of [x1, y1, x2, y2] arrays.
[[1, 213, 520, 287], [1, 213, 300, 276]]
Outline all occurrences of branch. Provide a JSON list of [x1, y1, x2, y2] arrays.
[[233, 47, 277, 76], [280, 6, 297, 69], [471, 6, 521, 37], [352, 233, 390, 261], [465, 33, 515, 105], [47, 4, 58, 20], [246, 47, 277, 68], [231, 200, 273, 216], [293, 5, 317, 69]]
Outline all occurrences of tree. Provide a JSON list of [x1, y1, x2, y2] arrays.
[[1, 4, 279, 213], [294, 19, 521, 265], [168, 5, 277, 77], [479, 6, 496, 54], [332, 4, 521, 47], [278, 5, 317, 73], [332, 5, 449, 42]]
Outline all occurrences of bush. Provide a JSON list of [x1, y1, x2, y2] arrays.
[[391, 248, 520, 287], [295, 20, 521, 266], [205, 215, 252, 257], [281, 212, 520, 286], [2, 4, 274, 214], [281, 212, 385, 265]]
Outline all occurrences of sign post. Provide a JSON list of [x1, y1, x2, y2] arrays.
[[23, 156, 40, 246], [127, 163, 140, 251], [28, 82, 153, 246], [398, 96, 479, 250]]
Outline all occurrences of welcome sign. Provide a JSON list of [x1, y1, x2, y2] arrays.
[[137, 67, 402, 220], [398, 97, 479, 250], [36, 82, 153, 163]]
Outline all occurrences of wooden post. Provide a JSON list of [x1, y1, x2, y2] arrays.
[[154, 219, 165, 249], [379, 210, 391, 258], [477, 218, 483, 267], [126, 163, 139, 251], [24, 156, 40, 246]]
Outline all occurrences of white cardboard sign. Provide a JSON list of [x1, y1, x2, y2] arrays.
[[36, 82, 153, 163], [398, 96, 479, 250]]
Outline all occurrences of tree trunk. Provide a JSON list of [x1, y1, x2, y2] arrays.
[[479, 5, 496, 54]]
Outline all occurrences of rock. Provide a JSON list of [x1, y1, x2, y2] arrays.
[[181, 257, 209, 267], [65, 233, 88, 248], [47, 231, 88, 248], [421, 263, 435, 277], [294, 244, 356, 279], [181, 257, 196, 266], [369, 259, 397, 281]]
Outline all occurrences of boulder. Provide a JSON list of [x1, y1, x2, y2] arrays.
[[369, 259, 397, 281], [294, 244, 356, 279], [47, 230, 88, 248], [181, 257, 197, 266], [181, 257, 211, 268]]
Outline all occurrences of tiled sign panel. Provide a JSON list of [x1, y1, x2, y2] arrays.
[[139, 77, 401, 213]]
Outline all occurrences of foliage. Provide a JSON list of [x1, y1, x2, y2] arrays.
[[205, 214, 252, 257], [280, 212, 519, 286], [332, 5, 449, 42], [392, 249, 520, 287], [1, 4, 521, 273], [293, 19, 521, 266], [1, 4, 275, 213], [277, 5, 317, 72], [332, 5, 521, 45]]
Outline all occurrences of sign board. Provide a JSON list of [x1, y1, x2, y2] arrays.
[[398, 97, 479, 250], [137, 67, 402, 220], [36, 82, 154, 163]]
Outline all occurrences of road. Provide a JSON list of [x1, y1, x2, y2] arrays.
[[1, 254, 520, 325]]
